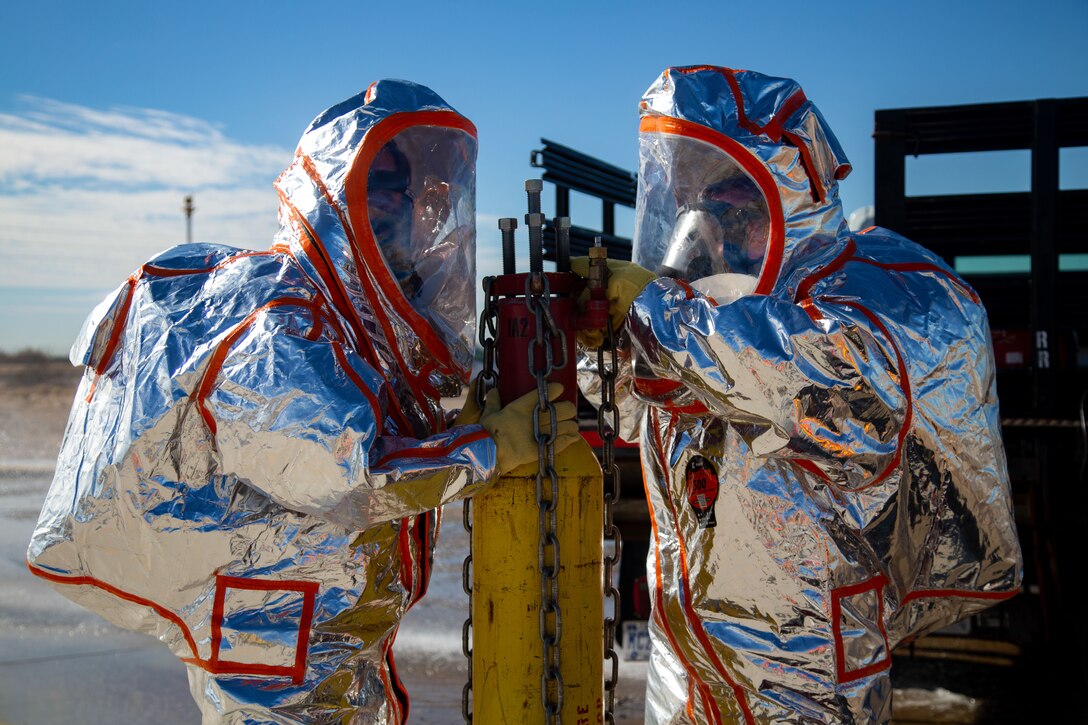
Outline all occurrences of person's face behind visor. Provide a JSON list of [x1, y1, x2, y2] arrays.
[[366, 127, 477, 379], [633, 133, 771, 284], [368, 141, 419, 294]]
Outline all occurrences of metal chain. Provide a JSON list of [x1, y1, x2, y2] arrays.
[[598, 318, 622, 724], [462, 276, 498, 724], [460, 500, 474, 725], [476, 277, 500, 409], [1000, 417, 1081, 428], [526, 272, 566, 723]]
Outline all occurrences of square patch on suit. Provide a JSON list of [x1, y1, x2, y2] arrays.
[[831, 575, 891, 682], [210, 574, 320, 683]]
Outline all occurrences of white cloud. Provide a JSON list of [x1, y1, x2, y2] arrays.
[[0, 96, 287, 192], [0, 96, 515, 354], [0, 96, 290, 297], [0, 96, 292, 352]]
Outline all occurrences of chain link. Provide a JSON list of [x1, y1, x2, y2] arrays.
[[476, 277, 499, 410], [598, 317, 622, 724], [461, 501, 474, 724], [1000, 417, 1081, 428], [462, 277, 498, 724], [526, 273, 565, 723]]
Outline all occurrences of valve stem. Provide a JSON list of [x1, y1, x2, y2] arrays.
[[499, 217, 518, 275], [526, 180, 545, 278]]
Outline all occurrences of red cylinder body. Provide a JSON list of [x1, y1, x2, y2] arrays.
[[493, 272, 584, 407]]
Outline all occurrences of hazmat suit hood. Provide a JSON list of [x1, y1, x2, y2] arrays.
[[274, 79, 478, 436], [587, 65, 1022, 723], [634, 66, 853, 302]]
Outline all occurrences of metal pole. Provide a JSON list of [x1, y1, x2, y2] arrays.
[[183, 195, 195, 244], [1030, 99, 1058, 415], [873, 110, 906, 232], [527, 179, 545, 277]]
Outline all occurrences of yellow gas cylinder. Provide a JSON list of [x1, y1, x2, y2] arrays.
[[471, 436, 604, 724]]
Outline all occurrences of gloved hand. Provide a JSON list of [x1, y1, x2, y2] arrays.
[[453, 378, 485, 426], [480, 382, 580, 476], [570, 257, 656, 348]]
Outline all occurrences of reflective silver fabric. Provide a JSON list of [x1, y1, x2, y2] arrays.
[[598, 66, 1022, 723], [28, 80, 494, 724]]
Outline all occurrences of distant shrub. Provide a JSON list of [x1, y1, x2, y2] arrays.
[[0, 348, 65, 363], [0, 349, 77, 387]]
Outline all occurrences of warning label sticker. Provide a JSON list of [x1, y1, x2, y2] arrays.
[[684, 455, 719, 529]]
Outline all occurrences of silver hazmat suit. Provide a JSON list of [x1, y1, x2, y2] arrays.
[[585, 66, 1022, 723], [27, 80, 495, 724]]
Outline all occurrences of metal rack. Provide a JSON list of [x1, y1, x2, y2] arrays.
[[874, 97, 1088, 712], [531, 138, 636, 261], [875, 98, 1088, 416]]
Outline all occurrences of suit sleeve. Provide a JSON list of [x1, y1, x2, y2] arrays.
[[207, 306, 497, 529], [627, 279, 908, 490]]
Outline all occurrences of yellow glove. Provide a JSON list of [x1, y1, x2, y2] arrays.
[[481, 382, 580, 476], [453, 378, 485, 426], [570, 257, 656, 348]]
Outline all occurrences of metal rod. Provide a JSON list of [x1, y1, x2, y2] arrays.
[[526, 178, 543, 215], [536, 156, 636, 203], [555, 217, 571, 273], [526, 179, 545, 277], [539, 138, 637, 181], [500, 218, 518, 275], [556, 186, 570, 218]]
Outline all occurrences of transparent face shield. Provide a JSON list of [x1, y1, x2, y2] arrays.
[[367, 127, 477, 377], [633, 133, 771, 286]]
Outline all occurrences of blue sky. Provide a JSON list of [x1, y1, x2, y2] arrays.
[[1, 0, 1086, 355]]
